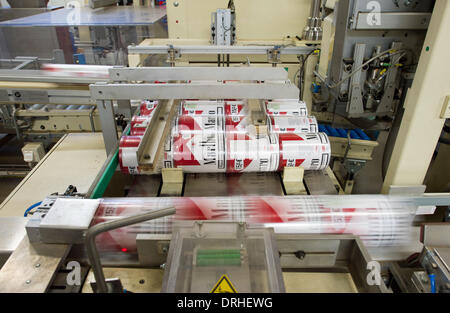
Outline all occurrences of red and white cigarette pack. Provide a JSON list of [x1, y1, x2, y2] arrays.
[[174, 115, 225, 134], [278, 133, 330, 170], [179, 101, 225, 116], [140, 100, 158, 116], [269, 116, 318, 133], [165, 132, 227, 173], [226, 133, 279, 173]]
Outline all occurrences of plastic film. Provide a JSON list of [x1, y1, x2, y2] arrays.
[[92, 195, 418, 252]]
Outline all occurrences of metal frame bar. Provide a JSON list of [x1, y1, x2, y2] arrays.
[[128, 44, 315, 55], [0, 89, 92, 105], [110, 66, 289, 82], [347, 43, 365, 116], [96, 100, 118, 155], [377, 42, 403, 114], [91, 82, 299, 100], [0, 69, 109, 84]]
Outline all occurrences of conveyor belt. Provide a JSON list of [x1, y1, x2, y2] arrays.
[[319, 124, 372, 141]]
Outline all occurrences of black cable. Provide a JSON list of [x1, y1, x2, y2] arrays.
[[443, 124, 450, 134], [298, 49, 316, 99], [439, 136, 450, 145]]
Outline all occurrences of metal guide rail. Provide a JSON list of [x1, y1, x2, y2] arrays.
[[109, 66, 292, 82], [0, 86, 92, 106], [0, 69, 109, 84]]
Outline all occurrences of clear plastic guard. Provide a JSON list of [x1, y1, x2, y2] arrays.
[[161, 221, 285, 293]]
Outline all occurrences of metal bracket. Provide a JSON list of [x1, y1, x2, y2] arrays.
[[334, 158, 366, 194], [160, 168, 184, 196], [347, 43, 366, 116], [342, 130, 352, 161], [267, 46, 282, 67], [12, 90, 49, 104], [166, 45, 180, 67], [343, 159, 366, 175], [377, 42, 403, 114]]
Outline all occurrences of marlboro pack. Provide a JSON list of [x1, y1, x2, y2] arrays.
[[179, 101, 225, 116], [269, 116, 319, 133], [224, 100, 248, 116], [265, 99, 308, 116], [278, 132, 331, 170], [226, 133, 279, 173], [180, 100, 248, 116], [173, 115, 225, 134], [140, 100, 158, 116], [165, 132, 227, 173], [130, 116, 151, 136], [225, 115, 251, 133]]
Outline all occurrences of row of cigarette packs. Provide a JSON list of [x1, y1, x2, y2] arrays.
[[119, 99, 331, 174]]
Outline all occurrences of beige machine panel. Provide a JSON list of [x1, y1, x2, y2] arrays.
[[0, 133, 107, 217], [167, 0, 312, 40]]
